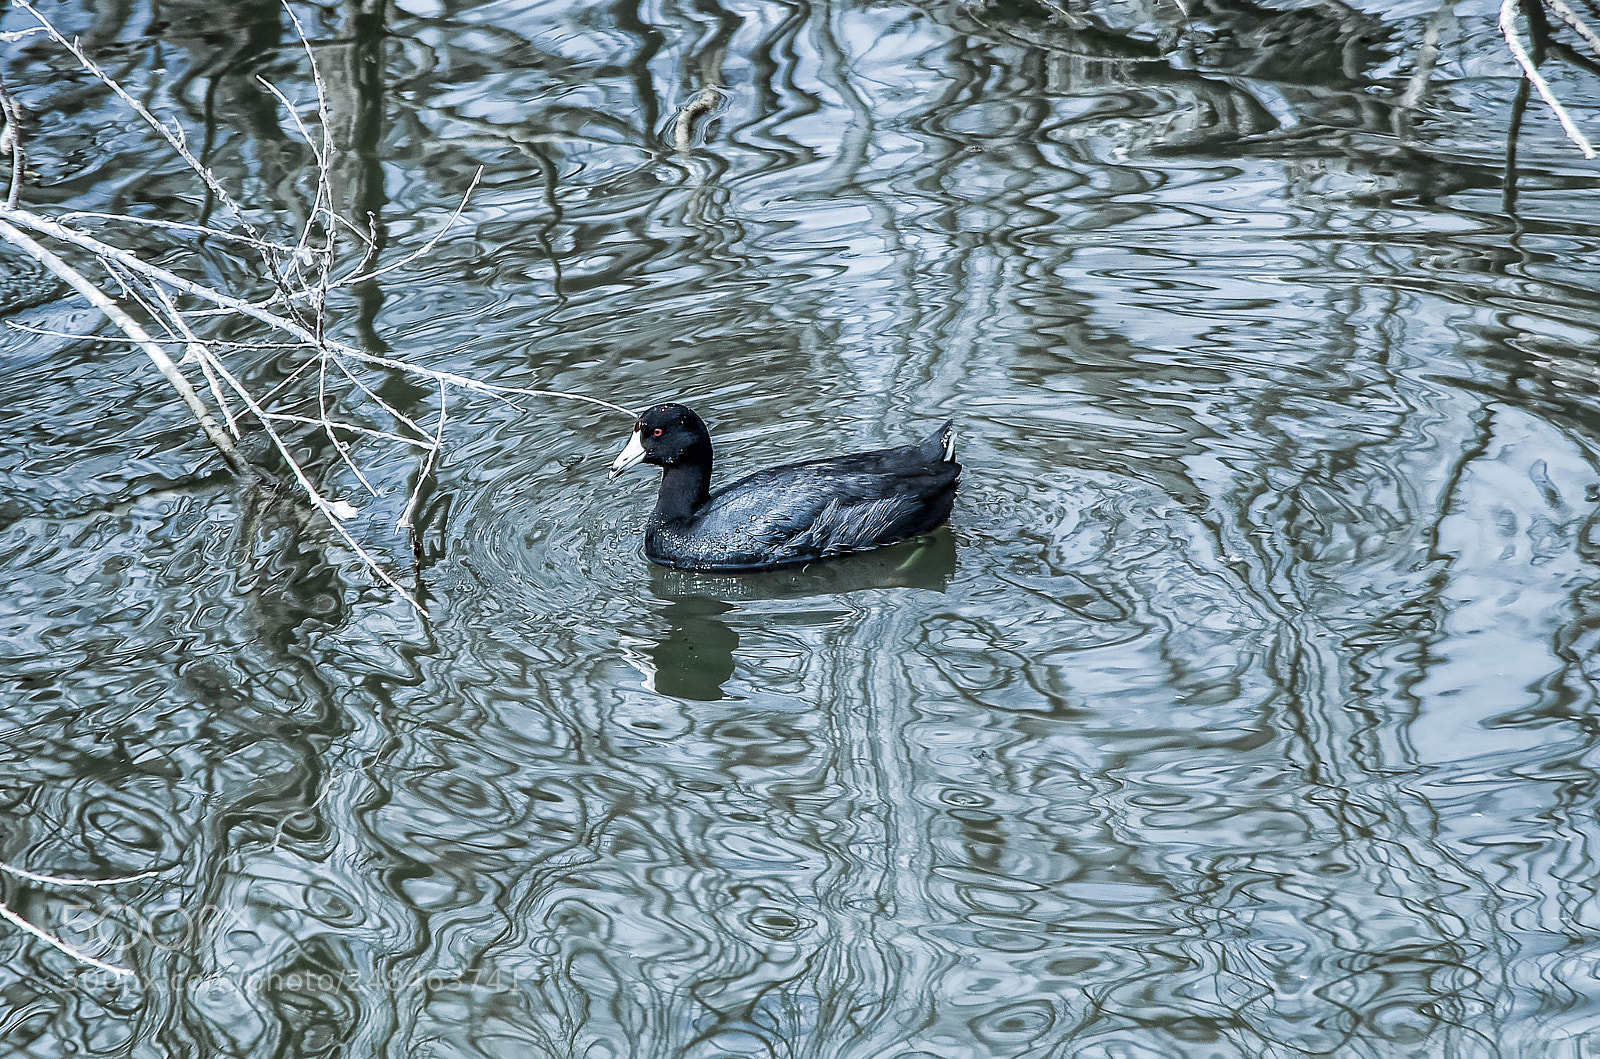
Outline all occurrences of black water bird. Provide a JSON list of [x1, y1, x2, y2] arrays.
[[609, 403, 960, 571]]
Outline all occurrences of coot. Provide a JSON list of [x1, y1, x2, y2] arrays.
[[609, 403, 960, 571]]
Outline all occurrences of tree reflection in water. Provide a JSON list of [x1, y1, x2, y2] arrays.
[[2, 0, 1599, 1055]]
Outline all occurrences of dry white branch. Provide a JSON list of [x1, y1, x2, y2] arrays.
[[0, 862, 157, 888], [0, 0, 635, 642], [0, 898, 134, 977], [320, 351, 383, 497], [326, 354, 433, 439], [256, 412, 432, 448], [144, 279, 243, 437], [4, 209, 636, 419], [191, 345, 426, 613], [1501, 0, 1598, 157], [1544, 0, 1600, 58], [0, 215, 250, 473], [0, 4, 429, 617], [192, 349, 243, 439], [333, 167, 485, 288], [11, 0, 273, 243], [2, 320, 314, 353], [56, 211, 299, 252], [0, 861, 153, 978], [279, 1, 340, 334], [0, 74, 25, 211], [400, 380, 448, 531]]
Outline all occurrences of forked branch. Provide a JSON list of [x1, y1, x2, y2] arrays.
[[1502, 0, 1598, 157], [0, 0, 632, 634]]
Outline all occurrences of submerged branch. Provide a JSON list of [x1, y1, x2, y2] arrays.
[[399, 379, 448, 532]]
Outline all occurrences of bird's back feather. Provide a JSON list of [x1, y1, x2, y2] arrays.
[[645, 431, 960, 571]]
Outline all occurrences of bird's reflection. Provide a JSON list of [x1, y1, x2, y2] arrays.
[[642, 595, 740, 701], [639, 530, 958, 700]]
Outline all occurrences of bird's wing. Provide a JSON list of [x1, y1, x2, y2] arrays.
[[697, 462, 949, 564]]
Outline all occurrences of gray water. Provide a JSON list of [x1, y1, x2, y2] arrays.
[[4, 0, 1600, 1056]]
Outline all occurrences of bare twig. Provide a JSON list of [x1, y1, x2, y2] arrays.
[[326, 356, 435, 449], [0, 0, 635, 640], [320, 350, 382, 496], [0, 898, 134, 977], [5, 204, 639, 418], [253, 411, 431, 448], [10, 0, 271, 242], [399, 380, 447, 531], [1543, 0, 1600, 59], [57, 211, 299, 252], [0, 862, 157, 888], [277, 1, 339, 337], [0, 861, 154, 977], [191, 348, 242, 439], [2, 321, 113, 341], [2, 320, 313, 352], [332, 167, 484, 287], [144, 280, 242, 438], [0, 216, 253, 476], [1501, 0, 1598, 157], [189, 346, 424, 613], [0, 68, 25, 210]]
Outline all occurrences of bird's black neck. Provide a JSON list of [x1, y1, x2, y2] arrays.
[[651, 460, 712, 524]]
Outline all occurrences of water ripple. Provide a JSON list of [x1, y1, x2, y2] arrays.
[[7, 0, 1600, 1055]]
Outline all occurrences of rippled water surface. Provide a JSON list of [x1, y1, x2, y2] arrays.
[[5, 0, 1600, 1055]]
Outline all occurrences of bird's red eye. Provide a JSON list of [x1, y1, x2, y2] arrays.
[[653, 427, 664, 437]]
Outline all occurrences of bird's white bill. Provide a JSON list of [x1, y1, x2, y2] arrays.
[[609, 429, 647, 480]]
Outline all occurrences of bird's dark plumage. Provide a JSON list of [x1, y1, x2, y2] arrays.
[[609, 403, 960, 571]]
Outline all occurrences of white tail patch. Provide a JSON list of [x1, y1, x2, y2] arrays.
[[942, 428, 956, 462]]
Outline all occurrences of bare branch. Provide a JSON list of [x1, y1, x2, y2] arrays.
[[1501, 0, 1598, 157], [0, 215, 253, 475], [191, 347, 426, 615], [0, 67, 26, 210], [0, 898, 134, 977], [57, 211, 299, 252], [1544, 0, 1600, 59], [333, 167, 484, 287], [327, 354, 434, 439], [400, 380, 447, 531], [277, 1, 340, 336], [143, 280, 242, 438], [0, 862, 158, 888], [2, 209, 638, 417], [10, 0, 272, 241], [320, 351, 382, 496], [0, 0, 632, 635], [254, 411, 433, 448]]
